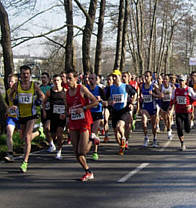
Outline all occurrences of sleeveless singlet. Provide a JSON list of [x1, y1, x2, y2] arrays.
[[17, 81, 36, 118], [66, 85, 93, 131]]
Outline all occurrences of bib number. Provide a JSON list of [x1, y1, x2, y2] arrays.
[[70, 108, 85, 120], [18, 93, 32, 104], [177, 96, 186, 105], [163, 93, 171, 102], [112, 94, 124, 103], [143, 94, 152, 103], [53, 105, 65, 114]]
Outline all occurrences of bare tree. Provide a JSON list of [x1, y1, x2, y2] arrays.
[[0, 1, 14, 90], [94, 0, 106, 75], [64, 0, 75, 72], [114, 0, 125, 71], [74, 0, 98, 74], [120, 0, 129, 71]]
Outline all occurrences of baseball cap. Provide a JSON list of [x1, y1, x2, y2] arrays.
[[112, 69, 121, 76], [178, 74, 186, 81]]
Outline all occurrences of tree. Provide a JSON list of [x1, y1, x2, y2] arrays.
[[0, 1, 14, 90], [64, 0, 75, 72], [114, 0, 125, 71], [94, 0, 106, 75], [74, 0, 98, 74]]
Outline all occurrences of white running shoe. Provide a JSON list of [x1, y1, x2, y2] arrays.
[[168, 134, 173, 140], [190, 120, 194, 129], [152, 139, 158, 148], [168, 130, 173, 140], [47, 145, 56, 152], [56, 151, 62, 160], [143, 137, 149, 147]]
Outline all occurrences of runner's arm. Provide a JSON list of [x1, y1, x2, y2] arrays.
[[80, 85, 99, 110]]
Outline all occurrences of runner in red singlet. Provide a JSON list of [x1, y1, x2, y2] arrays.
[[65, 70, 98, 182]]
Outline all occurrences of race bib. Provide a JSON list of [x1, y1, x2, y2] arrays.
[[112, 94, 124, 103], [176, 96, 186, 105], [18, 93, 32, 104], [143, 94, 152, 103], [163, 93, 171, 102], [70, 108, 85, 120], [53, 104, 65, 114]]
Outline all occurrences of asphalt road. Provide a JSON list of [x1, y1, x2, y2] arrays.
[[1, 122, 196, 208]]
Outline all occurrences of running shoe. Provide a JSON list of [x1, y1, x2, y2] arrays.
[[4, 153, 14, 162], [152, 139, 158, 148], [132, 121, 136, 131], [91, 133, 100, 145], [20, 161, 28, 173], [156, 127, 161, 133], [143, 137, 149, 147], [38, 127, 45, 138], [180, 143, 186, 151], [118, 147, 125, 155], [56, 151, 62, 160], [121, 137, 126, 148], [47, 145, 56, 152], [103, 136, 109, 143], [191, 120, 194, 129], [67, 138, 71, 144], [80, 172, 94, 182], [125, 141, 129, 150], [100, 129, 105, 136], [92, 152, 99, 160]]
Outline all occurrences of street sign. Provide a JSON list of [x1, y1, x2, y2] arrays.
[[189, 57, 196, 66]]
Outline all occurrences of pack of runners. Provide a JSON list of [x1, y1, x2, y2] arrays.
[[3, 66, 196, 181]]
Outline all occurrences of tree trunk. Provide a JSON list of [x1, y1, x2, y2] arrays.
[[0, 2, 14, 90], [94, 0, 106, 75], [64, 0, 75, 72], [147, 0, 158, 71], [0, 91, 7, 133], [136, 0, 144, 75], [114, 0, 125, 71], [120, 0, 129, 71], [82, 0, 98, 74]]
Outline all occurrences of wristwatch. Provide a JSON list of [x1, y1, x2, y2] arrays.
[[83, 106, 87, 111]]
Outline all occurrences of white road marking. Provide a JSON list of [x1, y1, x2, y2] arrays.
[[118, 163, 149, 183]]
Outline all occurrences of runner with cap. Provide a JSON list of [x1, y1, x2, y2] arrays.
[[169, 74, 196, 151], [106, 69, 136, 155]]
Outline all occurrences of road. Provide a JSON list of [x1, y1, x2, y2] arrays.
[[1, 121, 196, 208]]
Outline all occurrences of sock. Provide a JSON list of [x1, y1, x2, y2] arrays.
[[85, 168, 91, 173]]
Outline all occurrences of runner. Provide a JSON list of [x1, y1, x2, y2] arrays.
[[43, 74, 66, 160], [9, 65, 45, 172], [129, 73, 140, 131], [88, 73, 107, 160], [159, 74, 174, 140], [103, 74, 113, 143], [4, 74, 19, 162], [188, 71, 196, 128], [65, 70, 98, 181], [106, 69, 136, 155], [170, 74, 196, 151], [140, 71, 161, 148], [40, 72, 54, 152]]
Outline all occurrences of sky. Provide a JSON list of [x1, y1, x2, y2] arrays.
[[9, 0, 79, 57], [8, 0, 118, 57]]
